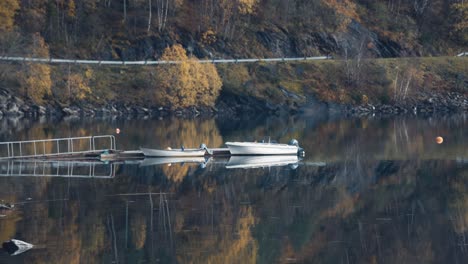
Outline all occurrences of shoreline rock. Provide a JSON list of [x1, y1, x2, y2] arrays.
[[345, 91, 468, 117], [0, 89, 466, 120]]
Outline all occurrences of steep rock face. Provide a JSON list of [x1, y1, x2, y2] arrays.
[[105, 21, 407, 61], [334, 21, 406, 58], [253, 21, 409, 58]]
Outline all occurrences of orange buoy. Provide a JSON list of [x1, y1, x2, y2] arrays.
[[436, 136, 443, 144], [116, 128, 121, 134]]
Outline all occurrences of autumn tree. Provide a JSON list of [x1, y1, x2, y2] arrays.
[[154, 44, 222, 109], [238, 0, 259, 15], [18, 34, 52, 104], [323, 0, 359, 32], [68, 0, 76, 18], [0, 0, 20, 32], [17, 0, 48, 34], [131, 213, 147, 249], [450, 3, 468, 44], [66, 68, 93, 102]]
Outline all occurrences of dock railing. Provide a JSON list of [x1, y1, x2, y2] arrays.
[[0, 135, 116, 160]]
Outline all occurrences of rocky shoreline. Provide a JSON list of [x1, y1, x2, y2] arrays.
[[345, 91, 468, 117], [0, 89, 298, 120], [1, 89, 466, 120]]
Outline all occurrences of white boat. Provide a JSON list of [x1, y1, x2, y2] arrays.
[[225, 139, 301, 155], [140, 147, 206, 157], [226, 155, 299, 169]]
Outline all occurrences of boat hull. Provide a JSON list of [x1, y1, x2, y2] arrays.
[[225, 142, 299, 155], [140, 147, 206, 157]]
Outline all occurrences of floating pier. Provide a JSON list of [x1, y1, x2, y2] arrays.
[[0, 135, 304, 163], [0, 135, 117, 160]]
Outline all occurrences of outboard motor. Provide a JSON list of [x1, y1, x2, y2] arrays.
[[288, 139, 299, 146], [289, 139, 305, 157], [199, 143, 212, 155]]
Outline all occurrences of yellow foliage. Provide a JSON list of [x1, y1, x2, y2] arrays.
[[67, 68, 93, 101], [451, 3, 468, 43], [323, 0, 359, 31], [18, 34, 52, 104], [161, 163, 191, 183], [160, 43, 189, 61], [0, 0, 20, 32], [201, 30, 217, 45], [279, 81, 303, 94], [323, 0, 359, 20], [131, 213, 147, 249], [204, 206, 258, 264], [218, 64, 250, 93], [21, 64, 52, 104], [155, 44, 222, 109], [159, 119, 223, 183], [452, 3, 468, 31], [238, 0, 258, 15], [68, 0, 76, 18], [321, 187, 358, 219], [29, 33, 50, 57], [362, 94, 369, 104]]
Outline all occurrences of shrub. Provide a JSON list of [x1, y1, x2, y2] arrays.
[[154, 44, 222, 109]]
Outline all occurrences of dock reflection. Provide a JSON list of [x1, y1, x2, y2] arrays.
[[0, 159, 115, 178]]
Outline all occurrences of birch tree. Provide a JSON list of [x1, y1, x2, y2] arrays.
[[154, 44, 222, 108], [156, 0, 169, 32], [18, 34, 52, 104], [148, 0, 152, 32]]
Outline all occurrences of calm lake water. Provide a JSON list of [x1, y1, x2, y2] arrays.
[[0, 114, 467, 263]]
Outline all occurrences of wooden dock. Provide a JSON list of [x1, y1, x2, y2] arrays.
[[0, 135, 299, 163]]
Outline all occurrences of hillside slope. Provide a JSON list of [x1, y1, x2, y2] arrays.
[[3, 0, 467, 59], [0, 0, 466, 117]]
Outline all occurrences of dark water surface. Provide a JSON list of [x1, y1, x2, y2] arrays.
[[0, 114, 467, 263]]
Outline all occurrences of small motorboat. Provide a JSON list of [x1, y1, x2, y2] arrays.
[[226, 155, 299, 169], [225, 139, 302, 155], [140, 144, 207, 157]]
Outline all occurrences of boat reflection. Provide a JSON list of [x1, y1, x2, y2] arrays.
[[226, 155, 299, 169], [139, 157, 209, 167]]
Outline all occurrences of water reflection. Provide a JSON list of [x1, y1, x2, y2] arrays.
[[0, 114, 466, 263], [139, 157, 208, 167], [226, 155, 299, 169], [0, 160, 115, 178]]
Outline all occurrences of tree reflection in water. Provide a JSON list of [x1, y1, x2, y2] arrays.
[[0, 114, 466, 263]]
